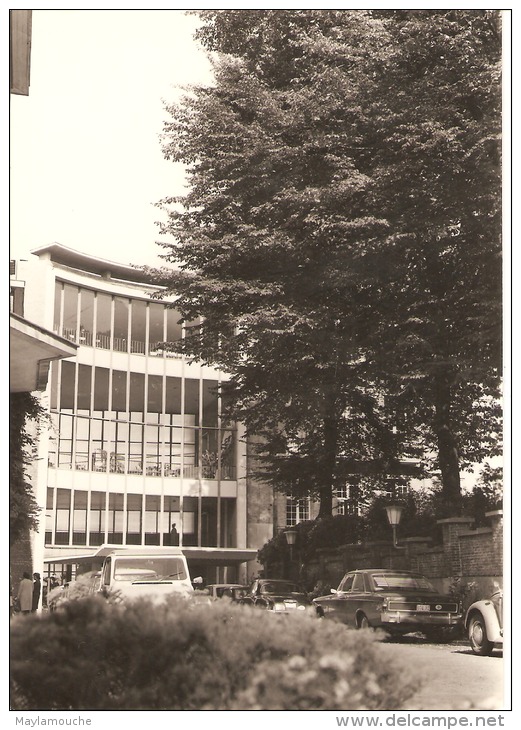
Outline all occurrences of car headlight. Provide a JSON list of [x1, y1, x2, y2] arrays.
[[297, 604, 306, 611], [273, 602, 286, 611]]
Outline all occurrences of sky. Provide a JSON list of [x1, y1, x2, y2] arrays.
[[9, 9, 214, 269]]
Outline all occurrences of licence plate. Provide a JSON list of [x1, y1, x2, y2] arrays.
[[416, 604, 430, 612]]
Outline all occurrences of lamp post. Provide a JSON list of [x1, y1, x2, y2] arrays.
[[284, 528, 297, 562], [385, 503, 405, 549], [284, 528, 298, 579]]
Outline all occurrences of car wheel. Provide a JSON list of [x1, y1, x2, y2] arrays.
[[357, 613, 371, 630], [468, 613, 493, 656]]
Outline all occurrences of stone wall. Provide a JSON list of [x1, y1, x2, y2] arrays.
[[301, 510, 503, 604]]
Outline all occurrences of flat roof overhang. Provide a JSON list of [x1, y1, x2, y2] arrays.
[[10, 313, 77, 392], [44, 546, 258, 567], [31, 242, 153, 284], [183, 548, 258, 564]]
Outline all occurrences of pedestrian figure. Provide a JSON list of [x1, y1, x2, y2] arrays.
[[170, 523, 179, 546], [17, 572, 33, 614], [32, 573, 41, 612]]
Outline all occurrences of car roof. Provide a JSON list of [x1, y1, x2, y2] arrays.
[[258, 578, 298, 583], [349, 569, 423, 576]]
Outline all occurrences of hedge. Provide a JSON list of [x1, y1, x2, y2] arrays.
[[10, 595, 418, 710]]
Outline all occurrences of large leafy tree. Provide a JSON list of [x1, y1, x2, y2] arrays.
[[147, 10, 502, 515], [10, 392, 43, 546], [363, 10, 502, 511]]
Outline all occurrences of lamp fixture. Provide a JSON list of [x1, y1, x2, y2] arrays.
[[284, 528, 297, 562], [385, 503, 406, 549]]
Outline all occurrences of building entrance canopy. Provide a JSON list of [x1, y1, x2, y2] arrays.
[[44, 545, 257, 568]]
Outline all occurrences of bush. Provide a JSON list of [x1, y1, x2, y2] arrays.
[[10, 595, 419, 710]]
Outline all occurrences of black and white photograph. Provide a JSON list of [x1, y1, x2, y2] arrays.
[[8, 5, 511, 723]]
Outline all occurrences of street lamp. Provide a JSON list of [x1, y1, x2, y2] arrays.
[[385, 503, 406, 549], [284, 528, 297, 562]]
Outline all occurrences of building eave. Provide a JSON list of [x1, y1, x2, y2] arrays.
[[31, 242, 154, 285], [10, 313, 78, 392]]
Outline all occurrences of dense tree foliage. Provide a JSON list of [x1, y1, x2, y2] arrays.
[[10, 392, 44, 546], [148, 10, 502, 515]]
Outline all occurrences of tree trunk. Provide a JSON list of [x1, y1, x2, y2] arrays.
[[317, 406, 338, 518], [434, 373, 462, 515]]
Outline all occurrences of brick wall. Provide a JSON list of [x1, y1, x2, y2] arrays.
[[302, 511, 503, 600]]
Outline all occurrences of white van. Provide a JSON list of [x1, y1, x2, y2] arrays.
[[99, 547, 194, 603]]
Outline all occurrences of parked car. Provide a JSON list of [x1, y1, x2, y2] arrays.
[[206, 583, 249, 601], [98, 548, 194, 603], [240, 578, 314, 614], [313, 569, 463, 640], [465, 589, 503, 655]]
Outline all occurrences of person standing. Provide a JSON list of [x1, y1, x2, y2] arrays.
[[17, 572, 33, 614], [32, 573, 41, 612], [169, 523, 179, 546]]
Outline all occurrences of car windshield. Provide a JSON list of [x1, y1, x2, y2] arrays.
[[113, 558, 187, 582], [371, 573, 437, 592], [260, 581, 301, 595]]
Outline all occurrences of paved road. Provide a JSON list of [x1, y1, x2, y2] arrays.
[[378, 638, 504, 711]]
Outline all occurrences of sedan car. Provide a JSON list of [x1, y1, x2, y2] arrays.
[[240, 578, 314, 614], [465, 589, 503, 655], [206, 583, 249, 601], [313, 569, 463, 640]]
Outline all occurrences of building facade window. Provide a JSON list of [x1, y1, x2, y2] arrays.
[[285, 497, 310, 527], [46, 280, 239, 551], [45, 488, 242, 547]]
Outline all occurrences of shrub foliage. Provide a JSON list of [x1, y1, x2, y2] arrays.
[[10, 596, 418, 710], [9, 392, 45, 546]]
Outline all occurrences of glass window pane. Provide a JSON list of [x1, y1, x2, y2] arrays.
[[148, 303, 164, 354], [183, 427, 198, 479], [96, 292, 112, 349], [202, 429, 218, 479], [220, 429, 236, 479], [58, 413, 73, 468], [60, 361, 75, 409], [128, 420, 143, 474], [56, 510, 70, 532], [74, 491, 88, 509], [56, 489, 71, 535], [220, 383, 235, 428], [130, 300, 146, 354], [202, 380, 218, 427], [77, 364, 91, 411], [165, 377, 181, 415], [166, 307, 182, 344], [62, 283, 78, 342], [109, 493, 124, 542], [75, 414, 90, 471], [94, 367, 110, 412], [113, 297, 129, 353], [184, 379, 199, 424], [79, 289, 95, 347], [112, 370, 127, 412], [201, 497, 218, 547], [220, 498, 236, 547], [129, 373, 145, 412], [148, 375, 162, 413]]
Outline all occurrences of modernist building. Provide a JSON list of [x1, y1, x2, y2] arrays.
[[13, 244, 269, 585]]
